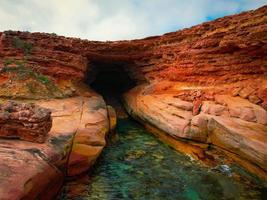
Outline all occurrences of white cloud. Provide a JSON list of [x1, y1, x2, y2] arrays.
[[0, 0, 266, 41]]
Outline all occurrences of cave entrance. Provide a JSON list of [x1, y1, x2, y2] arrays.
[[88, 63, 136, 104]]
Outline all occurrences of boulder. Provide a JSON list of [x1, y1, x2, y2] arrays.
[[0, 148, 63, 200], [192, 99, 202, 116], [160, 95, 193, 111], [208, 116, 267, 170], [248, 94, 262, 104], [0, 101, 52, 143], [215, 95, 267, 125], [107, 105, 117, 133], [67, 96, 109, 176], [0, 94, 110, 199], [124, 86, 207, 142], [201, 101, 227, 116], [238, 87, 254, 99]]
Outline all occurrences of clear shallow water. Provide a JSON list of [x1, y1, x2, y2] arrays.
[[60, 118, 267, 200]]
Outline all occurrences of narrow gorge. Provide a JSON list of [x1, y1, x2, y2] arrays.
[[0, 5, 266, 200]]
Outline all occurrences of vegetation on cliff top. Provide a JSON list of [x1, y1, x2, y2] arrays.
[[0, 59, 74, 99], [12, 36, 33, 55]]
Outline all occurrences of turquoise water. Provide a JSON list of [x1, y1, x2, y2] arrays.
[[60, 118, 267, 200]]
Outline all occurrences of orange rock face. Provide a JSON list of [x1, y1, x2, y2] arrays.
[[67, 96, 109, 176], [0, 5, 266, 199], [123, 82, 267, 178], [0, 91, 110, 199], [0, 6, 266, 84], [0, 147, 63, 200], [0, 6, 266, 103], [0, 101, 52, 143]]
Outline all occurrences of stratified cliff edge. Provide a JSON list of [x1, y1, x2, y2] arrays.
[[0, 5, 266, 199], [1, 6, 266, 86]]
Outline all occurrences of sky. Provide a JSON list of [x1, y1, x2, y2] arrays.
[[0, 0, 266, 41]]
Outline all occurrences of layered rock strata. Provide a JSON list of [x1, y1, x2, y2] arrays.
[[0, 6, 266, 97], [0, 5, 266, 199], [0, 101, 52, 143], [123, 83, 267, 177], [0, 89, 110, 199]]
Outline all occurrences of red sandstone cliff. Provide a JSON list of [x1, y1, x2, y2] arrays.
[[1, 6, 266, 82], [0, 5, 266, 199], [0, 5, 266, 104]]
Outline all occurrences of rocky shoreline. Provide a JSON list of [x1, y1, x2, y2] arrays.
[[0, 5, 266, 199], [123, 82, 267, 180], [0, 89, 112, 199]]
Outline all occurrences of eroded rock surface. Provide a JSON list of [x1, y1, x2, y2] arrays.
[[67, 96, 109, 176], [0, 101, 52, 143], [0, 5, 266, 199], [123, 83, 267, 175], [0, 90, 109, 199], [0, 6, 266, 101]]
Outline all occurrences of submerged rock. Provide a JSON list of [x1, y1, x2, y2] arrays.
[[125, 150, 146, 161], [211, 164, 232, 177]]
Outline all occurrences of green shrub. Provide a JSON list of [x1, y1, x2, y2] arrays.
[[26, 82, 37, 93], [2, 59, 65, 97], [2, 59, 54, 85], [2, 60, 34, 80], [3, 59, 13, 66], [12, 36, 33, 55], [36, 75, 51, 84]]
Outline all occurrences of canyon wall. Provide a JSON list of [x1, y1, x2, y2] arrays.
[[0, 6, 266, 82], [0, 5, 266, 198], [0, 5, 266, 104]]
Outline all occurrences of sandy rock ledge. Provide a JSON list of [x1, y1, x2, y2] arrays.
[[123, 84, 267, 180], [0, 92, 111, 200]]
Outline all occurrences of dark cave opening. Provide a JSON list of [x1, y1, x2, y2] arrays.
[[87, 63, 136, 103]]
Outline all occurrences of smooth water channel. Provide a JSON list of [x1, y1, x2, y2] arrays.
[[60, 118, 267, 200]]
